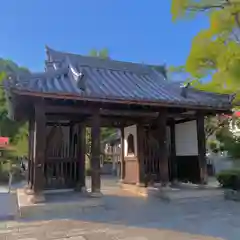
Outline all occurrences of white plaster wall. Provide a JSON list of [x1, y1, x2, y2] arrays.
[[124, 125, 137, 157], [175, 120, 198, 156]]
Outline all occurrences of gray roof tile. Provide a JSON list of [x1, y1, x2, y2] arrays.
[[4, 47, 233, 110]]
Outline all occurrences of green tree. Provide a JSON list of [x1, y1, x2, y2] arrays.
[[89, 48, 110, 59], [0, 60, 30, 156], [170, 1, 240, 153], [171, 0, 240, 99]]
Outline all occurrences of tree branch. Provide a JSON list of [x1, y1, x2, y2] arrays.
[[185, 0, 231, 12]]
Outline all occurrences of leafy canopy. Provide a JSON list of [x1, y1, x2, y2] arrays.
[[0, 60, 29, 157], [171, 0, 240, 100]]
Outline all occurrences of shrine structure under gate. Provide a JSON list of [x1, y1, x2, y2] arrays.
[[4, 46, 234, 202]]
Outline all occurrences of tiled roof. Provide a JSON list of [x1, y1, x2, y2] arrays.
[[4, 47, 233, 110]]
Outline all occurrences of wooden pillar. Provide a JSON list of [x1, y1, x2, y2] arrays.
[[76, 123, 86, 191], [196, 112, 207, 184], [91, 109, 101, 194], [137, 124, 145, 186], [28, 117, 34, 188], [69, 122, 74, 157], [31, 101, 46, 202], [169, 119, 177, 181], [120, 127, 125, 181], [157, 109, 169, 185]]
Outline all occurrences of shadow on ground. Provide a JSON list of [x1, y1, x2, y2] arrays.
[[11, 177, 240, 240]]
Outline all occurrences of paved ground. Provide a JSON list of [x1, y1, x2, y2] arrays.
[[1, 177, 240, 239], [0, 219, 224, 240], [0, 182, 22, 220]]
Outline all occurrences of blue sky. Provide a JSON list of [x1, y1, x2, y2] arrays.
[[0, 0, 208, 72]]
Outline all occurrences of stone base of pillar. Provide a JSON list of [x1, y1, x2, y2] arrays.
[[28, 192, 45, 204], [25, 188, 34, 195], [170, 179, 179, 187], [119, 179, 124, 184], [81, 186, 88, 193], [23, 185, 34, 195], [200, 174, 208, 185], [74, 183, 85, 192], [90, 190, 103, 198], [136, 182, 145, 188], [160, 182, 171, 187]]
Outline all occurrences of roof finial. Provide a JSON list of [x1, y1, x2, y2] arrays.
[[229, 93, 236, 103], [45, 45, 51, 61], [77, 72, 86, 91], [180, 82, 190, 98]]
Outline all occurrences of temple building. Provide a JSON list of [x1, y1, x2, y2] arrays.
[[4, 46, 233, 202]]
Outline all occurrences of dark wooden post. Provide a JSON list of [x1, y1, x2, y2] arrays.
[[31, 101, 46, 202], [120, 127, 125, 182], [91, 109, 101, 195], [196, 111, 207, 184], [169, 119, 177, 181], [76, 123, 86, 191], [69, 122, 74, 157], [157, 109, 169, 185], [28, 117, 34, 188], [137, 124, 145, 186]]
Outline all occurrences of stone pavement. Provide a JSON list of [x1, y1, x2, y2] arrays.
[[1, 177, 240, 239], [0, 219, 224, 240], [0, 186, 17, 221], [0, 181, 25, 220]]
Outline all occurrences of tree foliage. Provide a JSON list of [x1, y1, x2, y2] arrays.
[[89, 48, 110, 59], [0, 60, 29, 156], [171, 0, 240, 100], [171, 1, 240, 157]]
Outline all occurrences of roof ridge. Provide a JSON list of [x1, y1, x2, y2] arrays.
[[45, 46, 163, 75], [46, 45, 149, 66]]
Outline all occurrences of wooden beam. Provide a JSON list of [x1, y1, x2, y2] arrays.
[[46, 122, 70, 127], [46, 114, 86, 122], [46, 105, 159, 117], [46, 114, 143, 125], [175, 117, 196, 124]]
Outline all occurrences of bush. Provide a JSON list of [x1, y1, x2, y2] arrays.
[[216, 169, 240, 189], [208, 140, 219, 153], [0, 161, 25, 183]]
